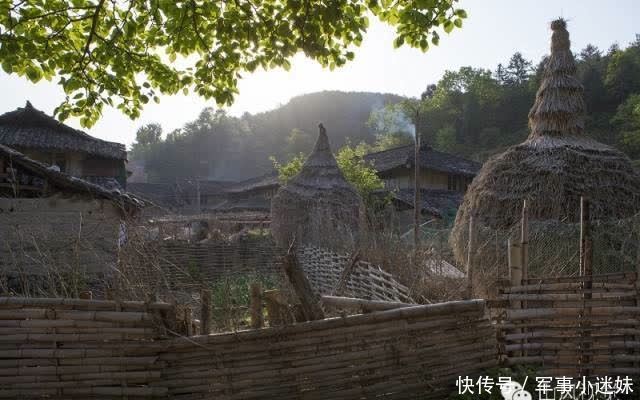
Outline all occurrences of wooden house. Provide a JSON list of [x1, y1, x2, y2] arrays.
[[364, 144, 481, 222], [0, 102, 128, 189], [215, 171, 279, 213], [0, 144, 145, 289], [363, 144, 481, 193]]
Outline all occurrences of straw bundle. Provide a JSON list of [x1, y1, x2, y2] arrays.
[[271, 124, 363, 250], [450, 19, 640, 281]]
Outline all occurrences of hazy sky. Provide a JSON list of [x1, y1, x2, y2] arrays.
[[0, 0, 637, 147]]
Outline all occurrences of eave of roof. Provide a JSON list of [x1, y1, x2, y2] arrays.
[[0, 102, 126, 160], [364, 145, 482, 177], [0, 144, 145, 210]]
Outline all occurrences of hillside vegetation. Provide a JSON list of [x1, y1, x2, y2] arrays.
[[131, 35, 640, 182]]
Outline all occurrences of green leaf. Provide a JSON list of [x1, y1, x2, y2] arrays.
[[25, 66, 42, 83], [443, 20, 454, 33], [455, 9, 468, 18], [454, 18, 463, 28], [393, 36, 405, 48]]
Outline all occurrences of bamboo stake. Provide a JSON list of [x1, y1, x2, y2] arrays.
[[200, 289, 211, 335], [249, 282, 264, 329], [465, 212, 475, 298]]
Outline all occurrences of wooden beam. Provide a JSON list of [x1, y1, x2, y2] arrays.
[[321, 296, 414, 313], [282, 247, 325, 321]]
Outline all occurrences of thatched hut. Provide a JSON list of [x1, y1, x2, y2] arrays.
[[450, 19, 640, 281], [271, 124, 362, 249]]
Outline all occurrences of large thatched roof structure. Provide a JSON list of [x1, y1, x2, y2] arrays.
[[0, 101, 126, 160], [271, 124, 362, 249], [450, 19, 640, 273]]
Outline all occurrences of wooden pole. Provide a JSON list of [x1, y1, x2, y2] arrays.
[[465, 213, 475, 298], [579, 196, 593, 377], [249, 282, 264, 329], [200, 289, 211, 335], [580, 197, 592, 277], [413, 123, 421, 250], [282, 248, 325, 321], [508, 238, 523, 358], [520, 200, 529, 281], [264, 289, 288, 327], [520, 200, 529, 358], [332, 250, 360, 296]]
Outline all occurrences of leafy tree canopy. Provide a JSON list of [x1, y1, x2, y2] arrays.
[[0, 0, 466, 127]]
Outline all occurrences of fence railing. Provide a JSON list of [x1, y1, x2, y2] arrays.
[[492, 271, 640, 377], [0, 296, 495, 399]]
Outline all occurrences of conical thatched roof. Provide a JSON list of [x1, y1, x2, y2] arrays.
[[450, 19, 640, 271], [271, 124, 362, 249]]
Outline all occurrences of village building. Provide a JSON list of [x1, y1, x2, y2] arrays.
[[128, 179, 232, 215], [450, 19, 640, 291], [271, 124, 362, 249], [364, 144, 481, 221], [0, 101, 128, 189], [363, 144, 481, 193], [217, 145, 480, 221], [215, 171, 279, 213], [0, 143, 145, 289]]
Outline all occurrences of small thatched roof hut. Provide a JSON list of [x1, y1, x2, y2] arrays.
[[450, 19, 640, 279], [271, 124, 362, 249]]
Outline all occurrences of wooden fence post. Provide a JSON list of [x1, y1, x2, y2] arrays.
[[200, 289, 211, 335], [465, 213, 475, 299], [250, 282, 264, 329], [579, 196, 593, 377], [520, 200, 529, 281], [264, 289, 288, 326], [508, 238, 523, 358], [282, 247, 325, 321]]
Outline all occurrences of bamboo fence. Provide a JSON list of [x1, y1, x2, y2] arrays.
[[298, 245, 413, 303], [0, 297, 173, 398], [0, 296, 496, 399], [159, 299, 495, 399], [494, 272, 640, 377]]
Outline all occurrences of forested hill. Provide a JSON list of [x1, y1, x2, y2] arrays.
[[250, 91, 405, 148], [130, 91, 405, 182], [131, 35, 640, 182]]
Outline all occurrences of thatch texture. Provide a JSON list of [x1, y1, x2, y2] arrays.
[[450, 19, 640, 278], [0, 101, 126, 160], [0, 143, 145, 211], [271, 124, 362, 249]]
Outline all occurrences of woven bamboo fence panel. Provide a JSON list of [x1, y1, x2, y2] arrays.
[[495, 271, 640, 377], [159, 299, 496, 399], [298, 246, 413, 303], [156, 240, 282, 288], [0, 297, 172, 398]]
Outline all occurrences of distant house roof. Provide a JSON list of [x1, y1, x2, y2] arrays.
[[364, 145, 481, 177], [382, 188, 463, 218], [0, 144, 145, 210], [0, 102, 126, 160], [213, 197, 272, 212], [225, 171, 280, 194], [127, 180, 232, 209]]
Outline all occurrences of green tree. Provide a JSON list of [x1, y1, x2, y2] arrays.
[[130, 122, 162, 160], [0, 0, 466, 127], [612, 94, 640, 159]]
